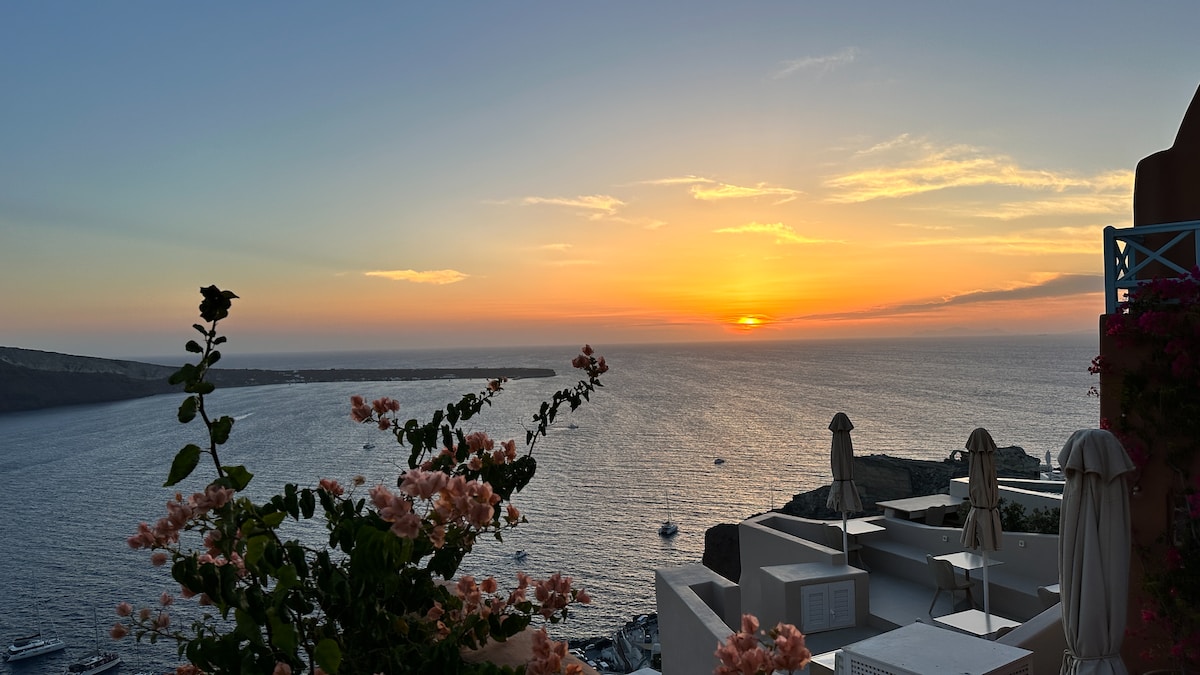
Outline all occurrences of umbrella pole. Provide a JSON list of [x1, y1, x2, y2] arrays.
[[842, 512, 849, 558], [983, 550, 991, 616]]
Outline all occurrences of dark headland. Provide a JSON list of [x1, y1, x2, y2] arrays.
[[0, 346, 555, 414]]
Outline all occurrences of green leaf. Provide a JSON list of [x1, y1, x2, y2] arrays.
[[244, 535, 268, 567], [169, 363, 196, 386], [208, 350, 222, 366], [276, 563, 299, 591], [300, 489, 315, 519], [283, 484, 299, 519], [164, 444, 202, 487], [178, 396, 198, 424], [269, 615, 298, 653], [314, 638, 342, 674], [199, 285, 238, 323], [261, 511, 285, 528], [224, 464, 253, 491], [211, 416, 234, 445], [185, 340, 203, 354]]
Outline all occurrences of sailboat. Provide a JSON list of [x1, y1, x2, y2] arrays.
[[5, 631, 66, 661], [4, 586, 66, 661], [658, 494, 679, 537], [63, 609, 120, 675]]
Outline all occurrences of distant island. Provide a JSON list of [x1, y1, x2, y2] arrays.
[[0, 347, 556, 414]]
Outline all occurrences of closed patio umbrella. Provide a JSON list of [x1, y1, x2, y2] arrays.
[[826, 412, 863, 557], [960, 427, 1002, 615], [1058, 429, 1134, 675]]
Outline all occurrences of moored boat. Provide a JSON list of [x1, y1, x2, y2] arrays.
[[658, 492, 679, 537], [65, 650, 121, 675], [5, 633, 66, 661], [65, 608, 121, 675]]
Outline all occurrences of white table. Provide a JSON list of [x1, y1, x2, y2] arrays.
[[840, 621, 1030, 673], [935, 551, 1005, 611], [934, 551, 1002, 578], [933, 608, 1022, 639], [826, 518, 885, 536], [875, 494, 963, 520]]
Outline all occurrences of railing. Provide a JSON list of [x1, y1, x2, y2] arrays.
[[1103, 219, 1200, 313]]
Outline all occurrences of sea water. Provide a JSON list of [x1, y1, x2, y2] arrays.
[[0, 335, 1098, 672]]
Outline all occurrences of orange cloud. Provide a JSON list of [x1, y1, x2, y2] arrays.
[[521, 194, 624, 214], [825, 136, 1133, 215], [714, 222, 843, 245], [690, 182, 802, 204], [365, 269, 468, 284]]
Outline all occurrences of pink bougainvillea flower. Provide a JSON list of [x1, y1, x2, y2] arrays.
[[116, 602, 133, 617], [110, 623, 128, 640], [771, 622, 811, 671], [319, 478, 344, 496]]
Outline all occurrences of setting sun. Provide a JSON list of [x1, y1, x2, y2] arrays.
[[733, 315, 771, 330]]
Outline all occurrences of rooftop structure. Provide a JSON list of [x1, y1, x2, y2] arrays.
[[655, 477, 1067, 674]]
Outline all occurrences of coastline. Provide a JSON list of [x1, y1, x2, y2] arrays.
[[0, 346, 554, 413]]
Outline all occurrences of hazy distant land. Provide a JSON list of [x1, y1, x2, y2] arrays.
[[0, 346, 555, 413]]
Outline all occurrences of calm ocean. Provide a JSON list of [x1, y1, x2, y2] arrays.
[[0, 335, 1098, 673]]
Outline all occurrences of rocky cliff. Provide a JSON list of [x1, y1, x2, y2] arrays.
[[0, 346, 555, 413], [776, 446, 1038, 520], [702, 446, 1041, 581]]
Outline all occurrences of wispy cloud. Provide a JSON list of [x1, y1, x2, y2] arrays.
[[538, 243, 573, 252], [609, 215, 668, 230], [797, 273, 1103, 320], [773, 47, 861, 79], [637, 175, 716, 186], [521, 194, 625, 215], [825, 136, 1133, 216], [714, 221, 843, 245], [365, 269, 469, 284], [691, 182, 803, 204]]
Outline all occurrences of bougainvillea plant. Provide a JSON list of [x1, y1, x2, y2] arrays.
[[114, 285, 607, 674], [713, 614, 810, 675], [1092, 266, 1200, 667]]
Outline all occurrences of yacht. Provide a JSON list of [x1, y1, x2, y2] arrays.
[[65, 650, 121, 675], [5, 633, 66, 661]]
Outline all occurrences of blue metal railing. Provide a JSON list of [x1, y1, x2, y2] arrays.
[[1103, 219, 1200, 313]]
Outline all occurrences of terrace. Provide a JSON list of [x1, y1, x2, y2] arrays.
[[655, 477, 1066, 674]]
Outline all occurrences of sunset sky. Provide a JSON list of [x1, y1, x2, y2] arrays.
[[3, 3, 1199, 358]]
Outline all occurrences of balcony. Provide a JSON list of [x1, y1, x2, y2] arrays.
[[1103, 219, 1200, 313]]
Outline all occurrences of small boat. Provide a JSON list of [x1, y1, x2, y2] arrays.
[[65, 609, 121, 675], [6, 585, 66, 662], [65, 651, 121, 675], [713, 458, 725, 465], [567, 423, 579, 429], [659, 493, 679, 537], [362, 443, 375, 450], [513, 550, 528, 561], [6, 633, 66, 661]]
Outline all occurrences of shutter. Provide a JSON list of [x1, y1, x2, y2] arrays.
[[829, 580, 855, 629], [802, 583, 830, 632]]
